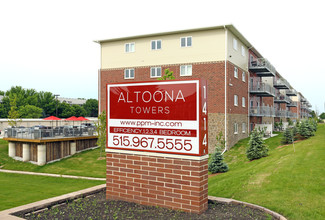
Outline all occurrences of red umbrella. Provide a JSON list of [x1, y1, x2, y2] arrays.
[[43, 116, 61, 127], [65, 116, 78, 121], [43, 116, 61, 120], [76, 116, 89, 121]]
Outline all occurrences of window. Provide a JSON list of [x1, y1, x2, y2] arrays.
[[241, 46, 245, 56], [234, 95, 238, 106], [151, 40, 161, 50], [181, 36, 192, 47], [242, 72, 246, 82], [233, 38, 238, 50], [234, 67, 238, 78], [250, 100, 254, 107], [124, 69, 134, 79], [234, 123, 238, 134], [242, 123, 246, 133], [150, 67, 161, 78], [125, 43, 135, 53], [242, 97, 246, 107], [180, 65, 192, 76]]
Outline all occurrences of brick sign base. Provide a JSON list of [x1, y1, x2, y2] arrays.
[[106, 151, 208, 214]]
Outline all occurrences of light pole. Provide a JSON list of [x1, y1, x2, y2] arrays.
[[54, 94, 60, 127]]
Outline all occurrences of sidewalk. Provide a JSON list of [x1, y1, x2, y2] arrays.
[[0, 169, 105, 181]]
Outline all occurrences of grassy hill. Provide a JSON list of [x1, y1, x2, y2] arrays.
[[209, 124, 325, 220]]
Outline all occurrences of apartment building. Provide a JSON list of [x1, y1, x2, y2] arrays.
[[95, 25, 312, 152]]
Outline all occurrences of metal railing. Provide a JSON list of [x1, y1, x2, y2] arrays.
[[286, 89, 297, 96], [249, 82, 276, 96], [249, 58, 276, 74], [274, 94, 291, 103], [274, 78, 290, 88], [286, 111, 297, 118], [4, 127, 97, 140], [287, 101, 297, 107], [250, 106, 275, 117]]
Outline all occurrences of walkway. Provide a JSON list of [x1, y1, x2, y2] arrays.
[[0, 169, 105, 181]]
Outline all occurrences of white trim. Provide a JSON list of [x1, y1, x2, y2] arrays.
[[224, 26, 228, 150], [180, 36, 192, 47], [233, 38, 238, 51], [125, 42, 135, 53], [180, 65, 192, 76], [234, 95, 238, 106], [234, 123, 238, 134], [151, 40, 162, 50], [242, 71, 246, 82], [124, 68, 135, 79], [150, 67, 162, 78], [234, 67, 238, 78], [105, 148, 209, 160]]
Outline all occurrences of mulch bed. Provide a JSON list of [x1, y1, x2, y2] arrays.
[[14, 190, 275, 220]]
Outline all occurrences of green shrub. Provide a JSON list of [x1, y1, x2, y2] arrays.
[[246, 129, 269, 161], [282, 128, 294, 144], [299, 120, 314, 139], [208, 132, 228, 174], [208, 147, 229, 173]]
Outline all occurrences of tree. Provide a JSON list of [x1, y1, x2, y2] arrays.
[[158, 68, 175, 80], [8, 95, 21, 127], [19, 105, 43, 118], [298, 120, 314, 139], [83, 99, 98, 117], [96, 111, 106, 158], [282, 128, 294, 144], [37, 91, 56, 117], [319, 112, 325, 120], [208, 132, 228, 173], [246, 129, 269, 161], [58, 102, 75, 118], [72, 104, 87, 117]]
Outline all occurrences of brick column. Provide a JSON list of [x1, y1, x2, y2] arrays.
[[106, 151, 208, 214]]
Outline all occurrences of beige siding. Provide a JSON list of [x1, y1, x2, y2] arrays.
[[101, 29, 226, 69], [227, 31, 248, 71]]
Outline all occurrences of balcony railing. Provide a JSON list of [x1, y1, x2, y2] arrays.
[[286, 111, 297, 118], [287, 101, 297, 107], [274, 95, 291, 103], [249, 58, 276, 77], [274, 78, 290, 89], [275, 109, 287, 117], [286, 89, 297, 96], [249, 83, 276, 97], [4, 126, 97, 140], [250, 106, 275, 117]]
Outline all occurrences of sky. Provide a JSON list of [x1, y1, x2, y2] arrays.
[[0, 0, 324, 112]]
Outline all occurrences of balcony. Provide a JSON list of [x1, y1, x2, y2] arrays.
[[300, 97, 306, 102], [250, 106, 275, 117], [286, 89, 297, 96], [275, 109, 287, 118], [274, 95, 291, 104], [249, 83, 276, 97], [249, 58, 276, 77], [274, 78, 290, 90], [287, 101, 297, 107], [286, 111, 297, 118]]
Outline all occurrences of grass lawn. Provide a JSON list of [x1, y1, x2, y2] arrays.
[[0, 172, 104, 211], [208, 124, 325, 220], [0, 139, 106, 178]]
